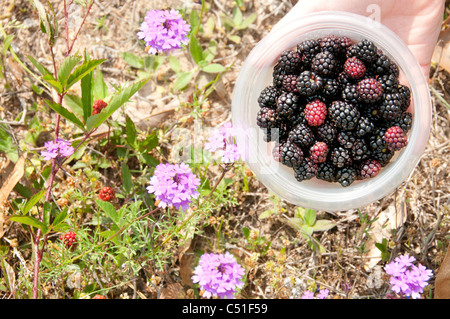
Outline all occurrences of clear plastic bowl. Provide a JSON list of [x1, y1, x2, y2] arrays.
[[231, 11, 431, 211]]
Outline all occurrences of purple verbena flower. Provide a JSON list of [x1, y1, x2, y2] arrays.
[[40, 138, 74, 162], [301, 289, 329, 299], [316, 289, 329, 299], [191, 252, 245, 299], [146, 163, 200, 211], [205, 122, 242, 163], [301, 290, 315, 299], [137, 9, 190, 55]]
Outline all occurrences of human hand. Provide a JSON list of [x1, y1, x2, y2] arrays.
[[271, 0, 445, 78]]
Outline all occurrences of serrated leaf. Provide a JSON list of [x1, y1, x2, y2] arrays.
[[57, 56, 81, 88], [85, 78, 148, 131], [201, 63, 225, 73], [9, 215, 45, 230], [81, 66, 93, 123], [96, 199, 119, 225], [46, 101, 85, 131], [52, 207, 68, 227], [42, 73, 63, 93], [65, 59, 106, 90], [173, 71, 194, 91], [125, 115, 137, 147], [22, 190, 45, 215], [27, 55, 52, 76]]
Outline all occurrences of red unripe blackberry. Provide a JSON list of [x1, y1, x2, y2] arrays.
[[304, 99, 327, 127], [343, 57, 366, 80], [356, 78, 383, 103], [360, 159, 381, 179], [92, 294, 106, 299], [61, 231, 77, 248], [99, 186, 115, 201], [383, 126, 408, 151], [309, 141, 328, 164], [92, 99, 108, 115]]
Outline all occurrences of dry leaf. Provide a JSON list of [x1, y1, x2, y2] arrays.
[[159, 283, 186, 299], [435, 244, 450, 299], [432, 28, 450, 73]]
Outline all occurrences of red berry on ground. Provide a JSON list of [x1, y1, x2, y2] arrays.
[[92, 99, 108, 115], [383, 125, 408, 151], [304, 99, 327, 127], [99, 186, 115, 201], [92, 294, 106, 299], [61, 231, 77, 248], [360, 159, 381, 179], [309, 141, 329, 164], [343, 57, 366, 80]]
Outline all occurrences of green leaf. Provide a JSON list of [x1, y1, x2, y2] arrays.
[[21, 190, 45, 215], [235, 13, 257, 30], [27, 55, 52, 76], [201, 63, 225, 73], [43, 202, 52, 230], [169, 55, 181, 73], [96, 199, 119, 225], [42, 73, 63, 93], [9, 215, 45, 231], [189, 34, 203, 65], [122, 163, 132, 194], [173, 71, 194, 91], [120, 52, 143, 69], [303, 208, 316, 227], [93, 69, 108, 100], [259, 209, 276, 219], [189, 9, 200, 34], [64, 94, 84, 117], [2, 35, 13, 55], [242, 227, 250, 239], [228, 35, 241, 43], [311, 219, 336, 232], [57, 56, 81, 88], [232, 7, 243, 26], [52, 207, 68, 227], [125, 115, 137, 147], [85, 78, 148, 131], [46, 100, 85, 131], [80, 65, 93, 123], [65, 58, 106, 90]]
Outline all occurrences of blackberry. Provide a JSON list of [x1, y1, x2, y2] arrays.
[[330, 146, 352, 168], [397, 84, 411, 112], [322, 78, 341, 99], [315, 121, 338, 145], [351, 139, 370, 161], [281, 74, 299, 93], [279, 141, 304, 167], [377, 73, 399, 93], [263, 125, 289, 143], [343, 57, 366, 80], [356, 78, 383, 103], [274, 49, 302, 75], [337, 36, 354, 52], [92, 99, 108, 115], [378, 92, 402, 120], [336, 167, 357, 187], [294, 157, 318, 182], [288, 123, 315, 148], [355, 116, 375, 137], [296, 70, 324, 97], [368, 127, 388, 152], [337, 130, 357, 149], [304, 98, 327, 126], [383, 125, 408, 151], [311, 51, 337, 77], [370, 53, 392, 75], [309, 141, 329, 163], [360, 159, 381, 179], [276, 91, 299, 121], [258, 86, 280, 109], [272, 65, 288, 88], [296, 39, 321, 65], [388, 112, 412, 133], [99, 186, 115, 201], [329, 100, 360, 130], [347, 39, 378, 63], [341, 84, 360, 104], [61, 231, 77, 248], [372, 148, 394, 166], [388, 61, 400, 78], [317, 162, 337, 182], [319, 34, 346, 57], [257, 107, 280, 128]]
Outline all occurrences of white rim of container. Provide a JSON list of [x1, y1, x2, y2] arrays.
[[231, 11, 431, 211]]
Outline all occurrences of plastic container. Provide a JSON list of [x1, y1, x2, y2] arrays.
[[231, 11, 431, 211]]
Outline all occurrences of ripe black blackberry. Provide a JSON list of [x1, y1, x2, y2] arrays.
[[296, 39, 321, 65], [311, 51, 337, 77], [397, 84, 411, 112], [258, 86, 280, 109], [279, 141, 304, 167], [347, 39, 378, 63], [329, 100, 360, 131], [288, 123, 315, 148], [341, 84, 360, 104], [319, 34, 346, 57], [282, 74, 299, 93], [296, 71, 324, 97], [274, 49, 302, 75], [317, 162, 337, 182], [351, 139, 370, 161], [256, 107, 279, 128], [370, 53, 392, 75], [355, 116, 375, 137], [336, 166, 357, 187], [337, 130, 357, 149], [368, 127, 388, 153], [322, 78, 341, 99], [272, 65, 288, 88], [294, 157, 318, 182], [377, 73, 399, 93], [388, 112, 412, 133], [276, 91, 299, 121], [330, 146, 352, 168], [378, 92, 402, 120], [315, 121, 338, 145], [372, 148, 394, 166], [356, 78, 383, 103]]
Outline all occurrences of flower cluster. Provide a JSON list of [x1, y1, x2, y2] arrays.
[[205, 122, 242, 163], [301, 288, 329, 299], [40, 138, 74, 162], [191, 252, 245, 299], [137, 9, 190, 55], [384, 254, 433, 299], [146, 163, 200, 211]]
